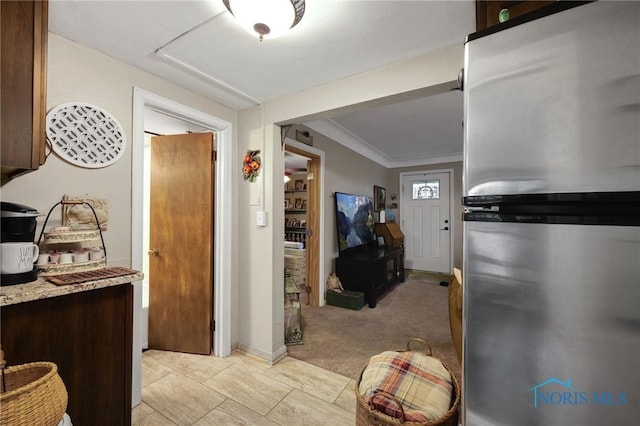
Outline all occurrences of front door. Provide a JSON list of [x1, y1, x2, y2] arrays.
[[148, 132, 214, 354], [401, 171, 451, 273]]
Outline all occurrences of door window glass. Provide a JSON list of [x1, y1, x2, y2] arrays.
[[412, 180, 440, 199]]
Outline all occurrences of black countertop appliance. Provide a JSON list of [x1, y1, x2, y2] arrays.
[[1, 201, 40, 285]]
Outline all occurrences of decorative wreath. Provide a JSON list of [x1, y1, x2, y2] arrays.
[[242, 150, 262, 182]]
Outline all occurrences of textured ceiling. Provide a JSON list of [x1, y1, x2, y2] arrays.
[[49, 0, 475, 167]]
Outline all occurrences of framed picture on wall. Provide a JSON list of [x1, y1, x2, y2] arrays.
[[374, 185, 386, 211]]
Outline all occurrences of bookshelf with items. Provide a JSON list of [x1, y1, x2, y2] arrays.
[[284, 175, 307, 247]]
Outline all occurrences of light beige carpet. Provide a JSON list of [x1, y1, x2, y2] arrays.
[[286, 276, 462, 386]]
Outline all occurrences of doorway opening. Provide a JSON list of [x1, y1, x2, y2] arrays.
[[142, 110, 217, 354], [132, 88, 234, 405], [400, 169, 454, 274], [284, 150, 310, 304], [284, 140, 325, 306], [146, 131, 215, 355]]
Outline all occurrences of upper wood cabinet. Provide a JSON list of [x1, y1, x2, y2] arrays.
[[1, 0, 48, 183], [476, 0, 556, 31]]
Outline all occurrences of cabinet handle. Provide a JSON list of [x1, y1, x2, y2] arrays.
[[148, 248, 159, 256], [441, 227, 449, 231]]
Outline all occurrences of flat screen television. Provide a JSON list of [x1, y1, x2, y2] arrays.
[[334, 192, 375, 255]]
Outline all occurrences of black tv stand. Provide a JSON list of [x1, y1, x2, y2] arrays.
[[335, 243, 405, 308]]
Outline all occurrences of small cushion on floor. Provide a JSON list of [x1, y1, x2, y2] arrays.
[[359, 350, 453, 422]]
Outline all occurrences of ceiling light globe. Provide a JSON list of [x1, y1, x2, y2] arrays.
[[223, 0, 305, 40]]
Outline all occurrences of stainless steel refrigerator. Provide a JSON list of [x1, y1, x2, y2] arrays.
[[462, 2, 640, 425]]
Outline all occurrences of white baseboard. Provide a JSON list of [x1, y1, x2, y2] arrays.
[[236, 343, 288, 365]]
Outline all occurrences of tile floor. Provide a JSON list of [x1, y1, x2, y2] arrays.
[[132, 349, 356, 426]]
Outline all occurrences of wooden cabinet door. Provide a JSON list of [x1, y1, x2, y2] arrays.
[[476, 0, 555, 31], [0, 0, 48, 182], [1, 285, 133, 426]]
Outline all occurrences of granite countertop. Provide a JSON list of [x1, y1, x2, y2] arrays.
[[0, 272, 144, 306]]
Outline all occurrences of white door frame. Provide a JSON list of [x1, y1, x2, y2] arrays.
[[131, 88, 234, 401], [399, 168, 454, 274]]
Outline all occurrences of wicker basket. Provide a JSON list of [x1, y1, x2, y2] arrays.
[[355, 338, 461, 426], [0, 362, 68, 426]]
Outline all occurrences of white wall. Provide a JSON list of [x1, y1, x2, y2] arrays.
[[234, 106, 287, 361]]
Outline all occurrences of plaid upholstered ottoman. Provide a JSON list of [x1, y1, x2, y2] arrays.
[[356, 338, 460, 426]]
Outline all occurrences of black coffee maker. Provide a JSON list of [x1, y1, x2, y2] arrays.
[[1, 202, 40, 285]]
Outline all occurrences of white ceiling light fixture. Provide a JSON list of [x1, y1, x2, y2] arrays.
[[222, 0, 305, 41]]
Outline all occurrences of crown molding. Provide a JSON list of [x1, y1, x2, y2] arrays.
[[305, 119, 462, 169]]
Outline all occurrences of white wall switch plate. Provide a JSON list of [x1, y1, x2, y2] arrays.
[[257, 210, 268, 227]]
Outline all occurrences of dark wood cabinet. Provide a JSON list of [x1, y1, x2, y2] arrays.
[[1, 0, 48, 183], [1, 284, 133, 425], [476, 1, 556, 31], [335, 245, 405, 308]]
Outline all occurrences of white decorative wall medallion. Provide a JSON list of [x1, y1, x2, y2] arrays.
[[46, 102, 126, 168]]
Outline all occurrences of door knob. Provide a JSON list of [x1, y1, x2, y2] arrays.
[[148, 248, 159, 256], [441, 227, 449, 231]]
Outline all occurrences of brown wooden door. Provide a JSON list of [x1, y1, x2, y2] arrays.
[[148, 132, 215, 355], [305, 156, 321, 305]]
